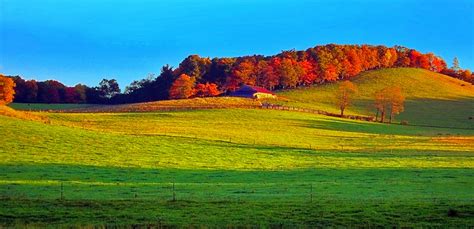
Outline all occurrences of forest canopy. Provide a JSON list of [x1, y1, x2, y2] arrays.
[[5, 44, 473, 104]]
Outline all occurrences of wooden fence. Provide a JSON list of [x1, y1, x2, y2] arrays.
[[47, 102, 376, 122], [261, 103, 376, 122]]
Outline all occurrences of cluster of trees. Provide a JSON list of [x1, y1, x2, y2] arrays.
[[335, 81, 405, 123], [8, 76, 123, 104], [374, 86, 405, 123], [169, 74, 220, 99], [0, 74, 16, 105], [440, 57, 473, 83], [6, 44, 474, 104]]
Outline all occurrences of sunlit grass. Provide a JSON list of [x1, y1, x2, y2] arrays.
[[2, 109, 473, 170], [273, 68, 474, 128], [1, 80, 473, 226]]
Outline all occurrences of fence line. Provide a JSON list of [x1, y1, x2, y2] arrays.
[[2, 181, 470, 204], [261, 103, 376, 122]]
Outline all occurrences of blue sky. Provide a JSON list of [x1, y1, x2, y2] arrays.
[[1, 0, 473, 87]]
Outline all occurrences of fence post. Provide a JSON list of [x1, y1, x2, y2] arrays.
[[60, 182, 64, 201], [310, 183, 313, 203], [172, 182, 176, 201]]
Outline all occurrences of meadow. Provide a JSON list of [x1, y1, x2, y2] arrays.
[[1, 108, 473, 227], [1, 68, 473, 227]]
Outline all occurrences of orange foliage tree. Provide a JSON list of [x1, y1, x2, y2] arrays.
[[169, 74, 195, 99], [0, 74, 16, 105], [374, 86, 405, 123], [335, 81, 358, 116], [194, 83, 220, 97], [227, 59, 256, 90]]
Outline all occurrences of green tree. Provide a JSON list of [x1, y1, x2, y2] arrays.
[[452, 57, 460, 72], [98, 79, 121, 99]]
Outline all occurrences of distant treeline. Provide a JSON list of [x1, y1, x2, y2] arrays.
[[8, 44, 474, 104]]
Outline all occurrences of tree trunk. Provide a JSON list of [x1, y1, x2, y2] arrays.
[[375, 109, 379, 122], [389, 106, 393, 123], [340, 107, 344, 117], [380, 108, 385, 123]]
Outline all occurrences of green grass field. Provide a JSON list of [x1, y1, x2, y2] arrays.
[[273, 68, 474, 128], [1, 68, 473, 227], [9, 103, 98, 111]]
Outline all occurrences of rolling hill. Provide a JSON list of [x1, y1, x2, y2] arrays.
[[273, 68, 474, 128], [1, 67, 474, 227]]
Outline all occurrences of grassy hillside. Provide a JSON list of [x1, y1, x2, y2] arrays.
[[1, 108, 473, 226], [274, 68, 474, 128], [1, 69, 473, 227]]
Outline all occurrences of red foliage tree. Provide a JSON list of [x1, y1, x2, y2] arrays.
[[227, 59, 256, 91], [169, 74, 195, 99], [194, 83, 220, 97], [63, 87, 78, 103], [299, 60, 318, 85], [408, 50, 422, 67], [0, 74, 16, 105]]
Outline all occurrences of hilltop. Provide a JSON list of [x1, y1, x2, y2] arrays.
[[273, 68, 474, 128]]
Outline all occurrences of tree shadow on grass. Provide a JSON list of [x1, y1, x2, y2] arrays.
[[351, 97, 474, 131], [296, 113, 474, 137]]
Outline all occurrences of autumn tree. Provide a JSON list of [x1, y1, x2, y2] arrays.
[[227, 59, 257, 91], [194, 83, 220, 97], [299, 60, 318, 85], [175, 55, 211, 82], [0, 74, 16, 105], [335, 81, 358, 116], [63, 87, 78, 103], [169, 74, 195, 99], [460, 69, 472, 82], [205, 58, 235, 87], [374, 86, 405, 123], [37, 80, 65, 103], [278, 58, 300, 88], [74, 84, 88, 103]]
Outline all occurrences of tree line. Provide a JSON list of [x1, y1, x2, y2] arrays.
[[4, 44, 474, 104]]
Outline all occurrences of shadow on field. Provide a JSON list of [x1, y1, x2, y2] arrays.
[[295, 104, 474, 136], [351, 97, 474, 130], [1, 164, 473, 227]]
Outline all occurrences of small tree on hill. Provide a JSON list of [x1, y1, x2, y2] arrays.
[[335, 81, 358, 116], [0, 74, 16, 105], [169, 74, 196, 99], [374, 86, 405, 123]]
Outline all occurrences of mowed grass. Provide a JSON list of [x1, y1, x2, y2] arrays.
[[3, 109, 474, 169], [2, 69, 474, 226], [1, 106, 473, 226], [274, 68, 474, 128]]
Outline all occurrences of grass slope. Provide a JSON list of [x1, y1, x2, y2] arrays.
[[1, 108, 473, 226], [274, 68, 474, 128], [9, 103, 97, 111]]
